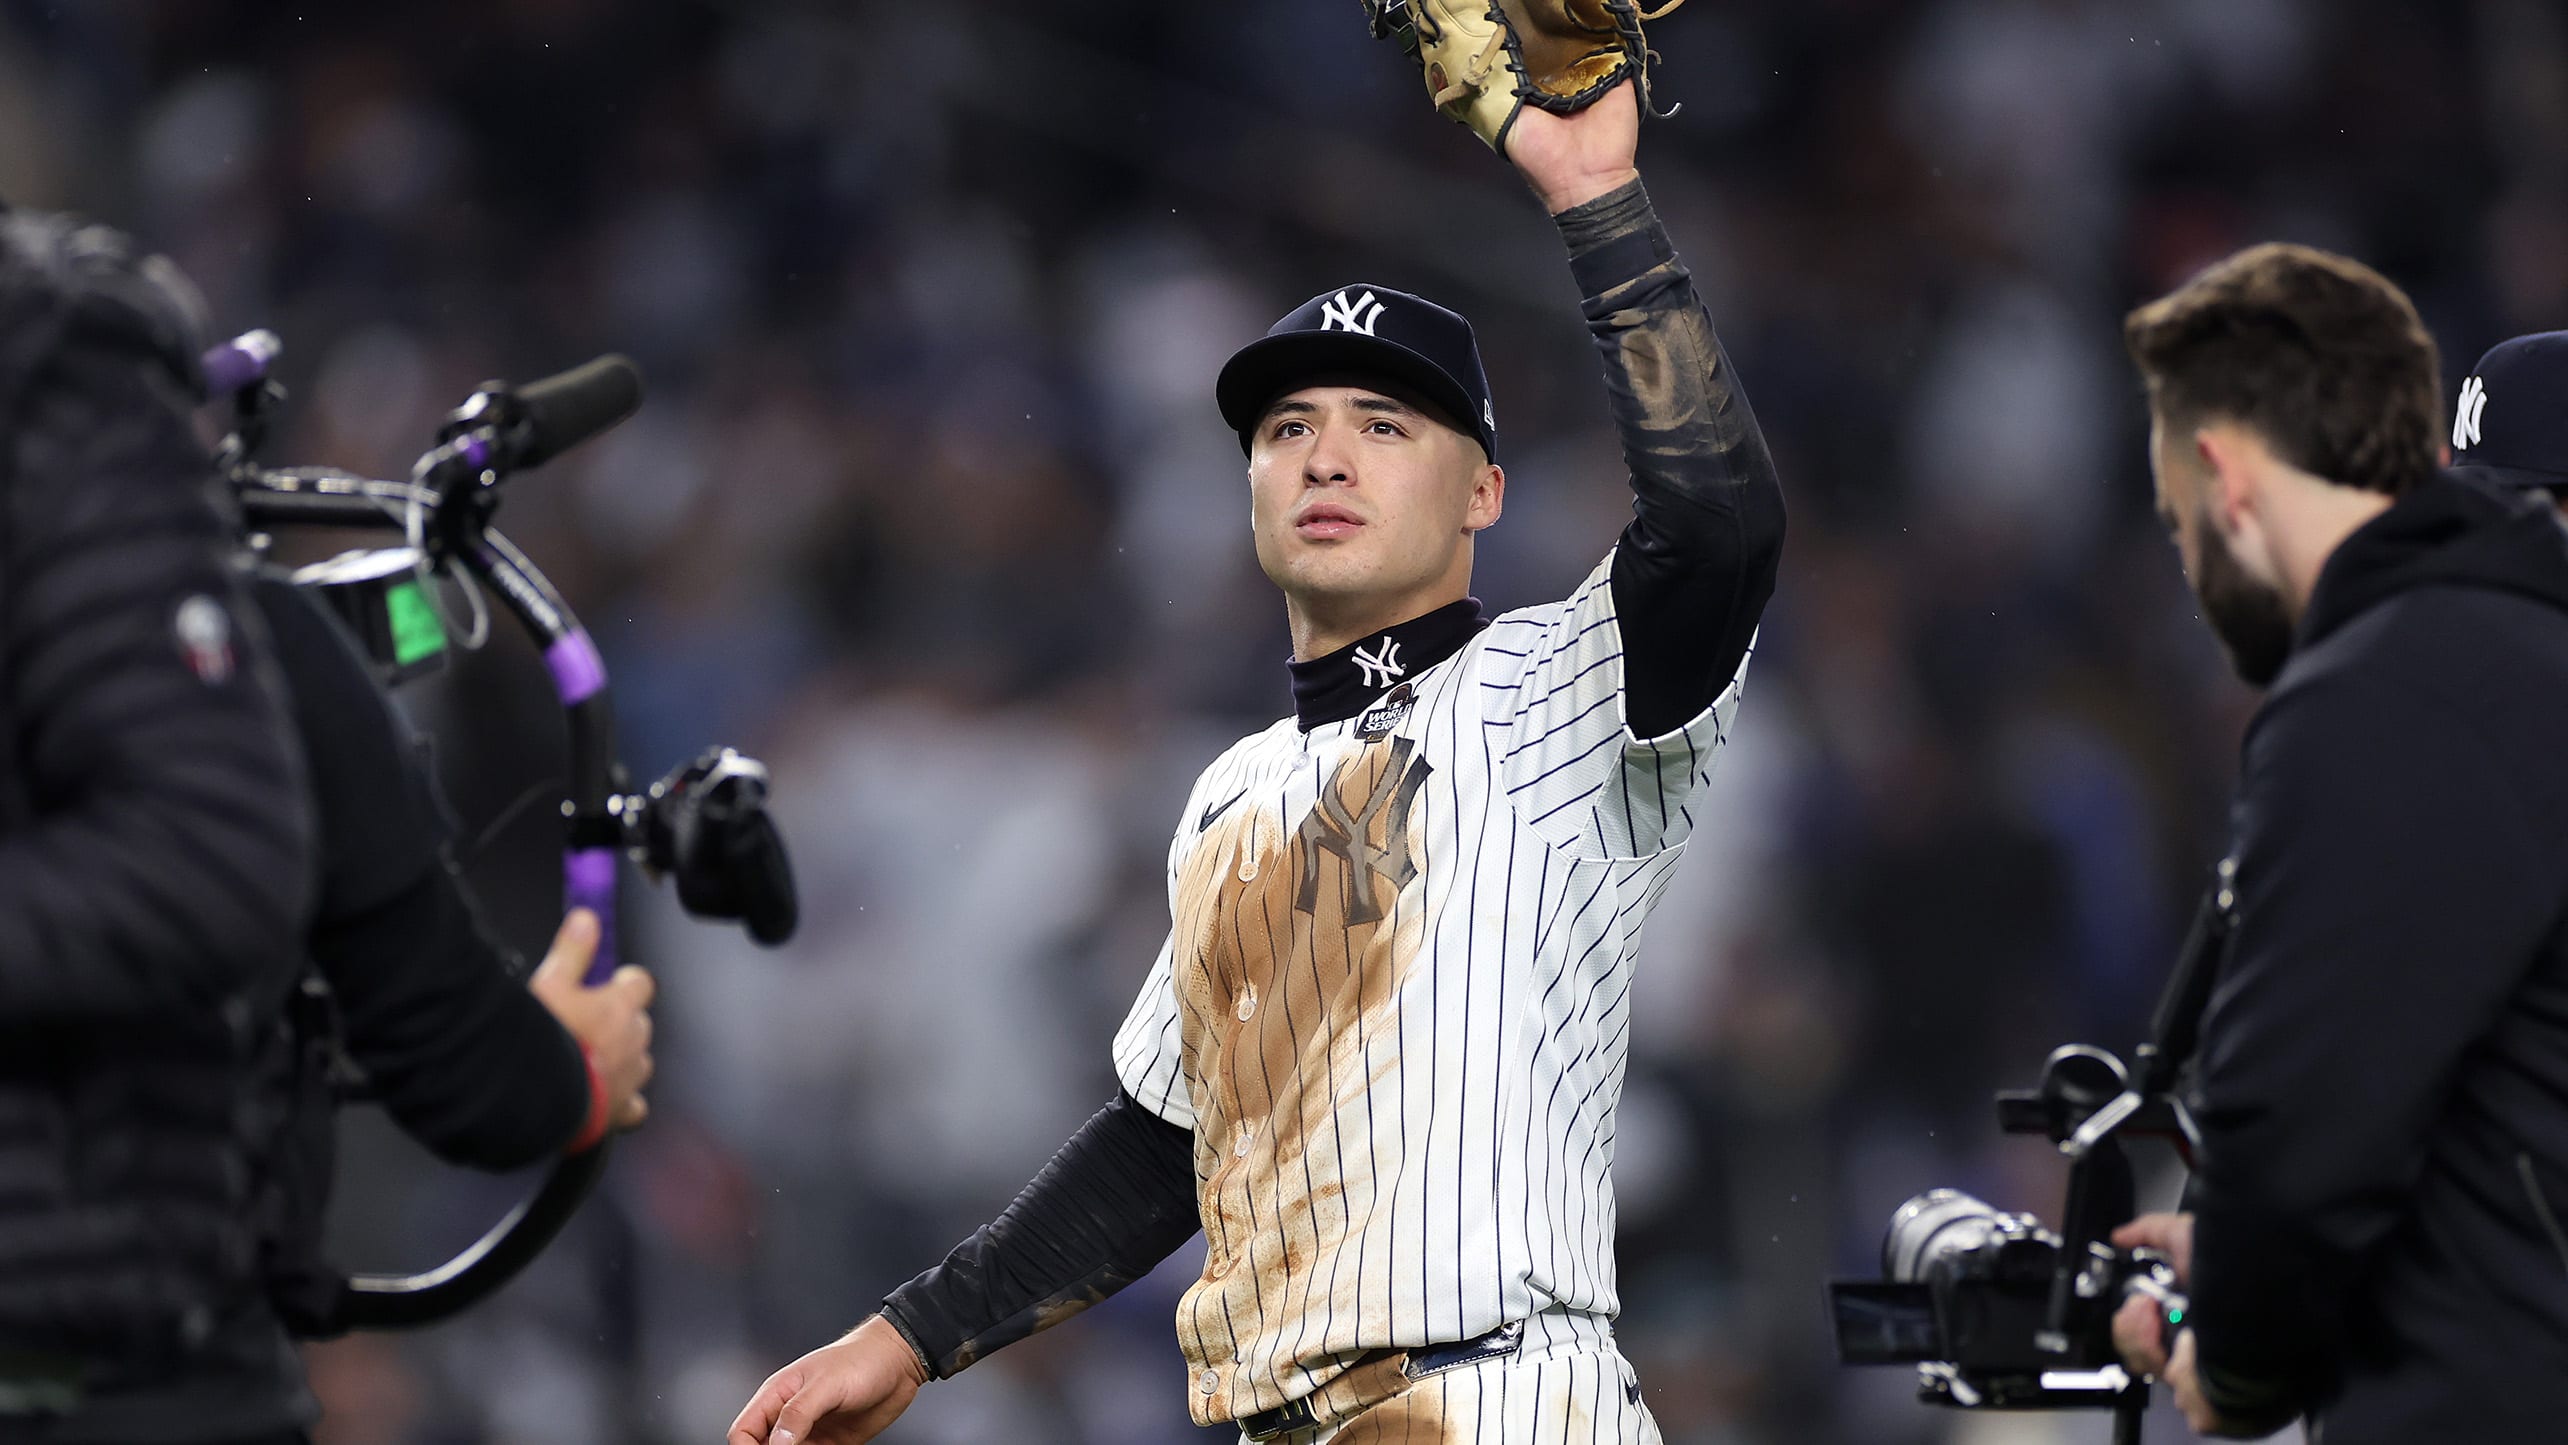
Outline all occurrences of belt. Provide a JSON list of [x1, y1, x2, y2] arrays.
[[1238, 1321, 1524, 1441]]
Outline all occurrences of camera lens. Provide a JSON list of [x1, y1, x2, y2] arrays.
[[1882, 1188, 2008, 1283]]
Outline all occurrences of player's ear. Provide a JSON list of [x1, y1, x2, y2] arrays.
[[1465, 462, 1505, 533]]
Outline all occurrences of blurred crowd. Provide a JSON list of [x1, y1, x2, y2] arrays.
[[5, 0, 2562, 1441]]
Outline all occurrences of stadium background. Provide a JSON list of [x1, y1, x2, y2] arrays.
[[3, 1, 2560, 1441]]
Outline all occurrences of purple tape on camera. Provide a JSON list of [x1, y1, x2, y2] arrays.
[[200, 329, 280, 396], [544, 628, 607, 706], [564, 846, 620, 984]]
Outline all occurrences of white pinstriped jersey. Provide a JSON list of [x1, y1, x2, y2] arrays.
[[1111, 551, 1751, 1428]]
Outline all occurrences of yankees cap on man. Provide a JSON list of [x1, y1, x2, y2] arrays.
[[2449, 330, 2568, 492], [1216, 284, 1500, 462]]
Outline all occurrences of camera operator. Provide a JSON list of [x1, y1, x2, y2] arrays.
[[2107, 244, 2568, 1440], [0, 209, 315, 1439], [243, 565, 658, 1345]]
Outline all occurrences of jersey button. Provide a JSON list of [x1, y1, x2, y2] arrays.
[[1233, 1129, 1253, 1157], [1236, 985, 1257, 1022], [1198, 1368, 1221, 1396]]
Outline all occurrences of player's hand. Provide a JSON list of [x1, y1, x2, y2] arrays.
[[1505, 78, 1640, 215], [529, 909, 656, 1130], [728, 1315, 928, 1445]]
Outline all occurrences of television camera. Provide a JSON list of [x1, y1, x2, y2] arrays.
[[205, 330, 796, 1330], [1830, 868, 2235, 1444]]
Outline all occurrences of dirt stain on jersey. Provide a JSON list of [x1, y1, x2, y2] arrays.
[[1168, 736, 1436, 1421], [1328, 1374, 1454, 1444]]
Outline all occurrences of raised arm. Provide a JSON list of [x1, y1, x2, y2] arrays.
[[1512, 87, 1786, 739]]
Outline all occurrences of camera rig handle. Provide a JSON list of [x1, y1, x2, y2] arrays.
[[212, 336, 792, 1330], [1999, 863, 2237, 1342], [1992, 1044, 2201, 1445], [2008, 1048, 2147, 1359]]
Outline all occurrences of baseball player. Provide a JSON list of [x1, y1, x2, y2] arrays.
[[729, 32, 1781, 1445], [2449, 329, 2568, 508]]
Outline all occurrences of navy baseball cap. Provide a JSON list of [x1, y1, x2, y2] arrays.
[[1216, 284, 1499, 462], [2449, 331, 2568, 492]]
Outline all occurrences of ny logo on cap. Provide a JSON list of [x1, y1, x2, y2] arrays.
[[1320, 289, 1387, 336], [2455, 375, 2490, 451]]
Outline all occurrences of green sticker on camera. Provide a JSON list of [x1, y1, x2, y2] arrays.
[[385, 578, 448, 666]]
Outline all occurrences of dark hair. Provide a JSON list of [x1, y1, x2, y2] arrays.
[[2124, 242, 2442, 497]]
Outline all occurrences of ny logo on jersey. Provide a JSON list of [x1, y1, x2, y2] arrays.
[[1352, 637, 1405, 688], [1320, 289, 1387, 336], [2455, 375, 2490, 451], [1295, 737, 1431, 926]]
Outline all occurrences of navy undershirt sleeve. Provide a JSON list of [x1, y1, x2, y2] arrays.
[[879, 1090, 1200, 1378], [1557, 179, 1785, 740]]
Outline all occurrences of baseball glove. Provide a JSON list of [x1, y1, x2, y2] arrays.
[[1361, 0, 1683, 152]]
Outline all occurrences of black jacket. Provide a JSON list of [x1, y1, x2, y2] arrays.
[[2186, 478, 2568, 1443], [25, 500, 601, 1444], [0, 211, 314, 1438]]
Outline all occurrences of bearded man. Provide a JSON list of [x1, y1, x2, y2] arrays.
[[2109, 243, 2568, 1441]]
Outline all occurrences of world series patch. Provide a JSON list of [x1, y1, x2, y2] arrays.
[[1356, 682, 1414, 739]]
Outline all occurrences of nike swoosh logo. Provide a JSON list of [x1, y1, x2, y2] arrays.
[[1199, 786, 1251, 833]]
